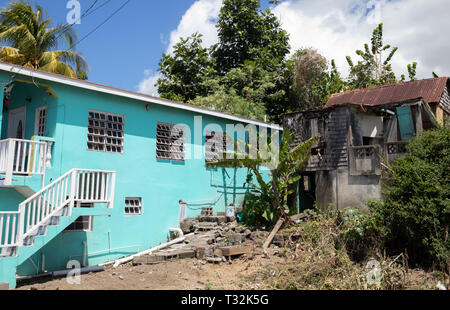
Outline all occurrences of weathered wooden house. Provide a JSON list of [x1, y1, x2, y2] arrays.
[[283, 77, 450, 211]]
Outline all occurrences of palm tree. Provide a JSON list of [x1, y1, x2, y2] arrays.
[[0, 1, 88, 79]]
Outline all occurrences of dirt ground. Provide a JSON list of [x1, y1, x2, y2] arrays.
[[15, 249, 285, 290], [15, 251, 442, 290]]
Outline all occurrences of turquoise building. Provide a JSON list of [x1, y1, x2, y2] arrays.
[[0, 61, 281, 289]]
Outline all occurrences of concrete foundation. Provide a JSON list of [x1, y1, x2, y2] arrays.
[[316, 168, 382, 211]]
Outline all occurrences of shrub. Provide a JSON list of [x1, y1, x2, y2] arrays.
[[373, 123, 450, 270]]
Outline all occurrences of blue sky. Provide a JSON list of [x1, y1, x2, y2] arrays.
[[0, 0, 213, 90], [0, 0, 449, 96]]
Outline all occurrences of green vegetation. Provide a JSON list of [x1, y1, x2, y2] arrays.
[[368, 123, 450, 270], [157, 0, 291, 121], [0, 1, 88, 79], [206, 129, 319, 227], [158, 0, 420, 119]]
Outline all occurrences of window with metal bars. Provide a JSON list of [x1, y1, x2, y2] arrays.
[[87, 110, 124, 153], [125, 197, 142, 215], [205, 131, 227, 162], [156, 122, 185, 161], [64, 216, 93, 232]]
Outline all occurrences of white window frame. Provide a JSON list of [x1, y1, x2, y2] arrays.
[[124, 197, 144, 215], [34, 106, 47, 137], [205, 131, 227, 163], [64, 216, 93, 232], [87, 109, 125, 154], [156, 122, 185, 161], [125, 197, 143, 215]]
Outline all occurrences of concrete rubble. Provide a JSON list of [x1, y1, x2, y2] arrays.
[[132, 209, 275, 266]]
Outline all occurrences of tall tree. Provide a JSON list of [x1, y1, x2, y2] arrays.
[[346, 23, 397, 89], [288, 49, 345, 112], [0, 1, 88, 79], [212, 0, 290, 74], [156, 0, 291, 122], [156, 33, 215, 102]]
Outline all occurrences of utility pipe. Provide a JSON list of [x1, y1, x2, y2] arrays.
[[52, 265, 104, 278], [169, 227, 183, 238], [111, 232, 194, 268]]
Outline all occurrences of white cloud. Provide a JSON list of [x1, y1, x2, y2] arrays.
[[273, 0, 450, 79], [137, 70, 161, 96], [166, 0, 221, 54], [138, 0, 450, 95], [137, 0, 221, 95]]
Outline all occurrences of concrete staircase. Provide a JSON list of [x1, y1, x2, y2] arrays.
[[0, 168, 116, 289]]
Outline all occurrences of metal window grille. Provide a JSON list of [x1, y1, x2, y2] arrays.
[[156, 122, 185, 161], [88, 110, 124, 153], [125, 197, 142, 215], [64, 216, 93, 232], [205, 131, 227, 162]]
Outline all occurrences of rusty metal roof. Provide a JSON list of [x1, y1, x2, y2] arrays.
[[324, 77, 449, 109]]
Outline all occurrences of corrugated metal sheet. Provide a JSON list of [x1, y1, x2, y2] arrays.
[[324, 77, 449, 109]]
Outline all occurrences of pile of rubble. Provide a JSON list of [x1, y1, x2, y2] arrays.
[[132, 207, 277, 266]]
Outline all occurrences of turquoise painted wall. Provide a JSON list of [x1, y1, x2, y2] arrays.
[[0, 188, 25, 211], [0, 70, 275, 279]]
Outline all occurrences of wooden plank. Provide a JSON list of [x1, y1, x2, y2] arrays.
[[219, 245, 252, 256], [263, 218, 284, 250], [290, 213, 307, 222]]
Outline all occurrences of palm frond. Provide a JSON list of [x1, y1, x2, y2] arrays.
[[39, 59, 77, 78]]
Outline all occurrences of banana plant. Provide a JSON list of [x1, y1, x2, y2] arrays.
[[206, 128, 319, 225]]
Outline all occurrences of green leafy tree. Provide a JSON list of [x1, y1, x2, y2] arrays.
[[156, 0, 291, 121], [189, 60, 277, 121], [290, 49, 345, 112], [400, 62, 418, 82], [206, 129, 319, 227], [212, 0, 290, 74], [346, 23, 397, 89], [156, 33, 215, 102], [370, 123, 450, 269], [0, 1, 88, 79]]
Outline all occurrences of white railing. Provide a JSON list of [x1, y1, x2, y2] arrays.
[[0, 212, 20, 249], [11, 169, 116, 249], [0, 139, 48, 186]]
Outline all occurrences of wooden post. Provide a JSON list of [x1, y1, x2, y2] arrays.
[[263, 218, 284, 250]]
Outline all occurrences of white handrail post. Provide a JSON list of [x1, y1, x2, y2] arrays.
[[108, 172, 116, 209], [40, 142, 48, 188], [68, 170, 77, 216], [5, 139, 15, 186], [17, 203, 25, 246]]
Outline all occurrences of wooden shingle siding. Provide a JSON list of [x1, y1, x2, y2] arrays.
[[439, 86, 450, 112], [283, 107, 351, 171]]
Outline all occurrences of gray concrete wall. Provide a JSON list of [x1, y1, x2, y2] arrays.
[[315, 168, 382, 211]]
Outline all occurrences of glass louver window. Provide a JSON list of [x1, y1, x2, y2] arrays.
[[205, 131, 227, 162], [125, 197, 142, 215], [87, 110, 124, 153], [156, 122, 185, 161]]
